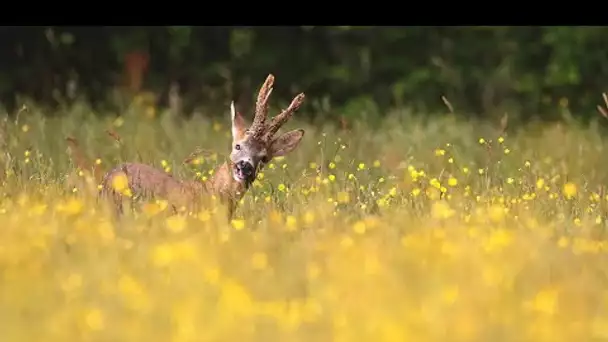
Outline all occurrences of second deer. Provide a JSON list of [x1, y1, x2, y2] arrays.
[[99, 74, 306, 219]]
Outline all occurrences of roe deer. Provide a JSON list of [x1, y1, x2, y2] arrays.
[[99, 74, 306, 219]]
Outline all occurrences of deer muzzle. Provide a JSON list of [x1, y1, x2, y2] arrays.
[[233, 160, 255, 182]]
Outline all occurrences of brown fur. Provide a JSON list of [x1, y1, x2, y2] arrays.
[[99, 162, 245, 217]]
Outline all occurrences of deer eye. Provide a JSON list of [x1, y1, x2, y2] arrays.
[[235, 144, 241, 151]]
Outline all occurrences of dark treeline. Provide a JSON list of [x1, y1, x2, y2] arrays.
[[1, 26, 607, 121]]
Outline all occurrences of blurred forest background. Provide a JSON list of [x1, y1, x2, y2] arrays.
[[0, 26, 607, 123]]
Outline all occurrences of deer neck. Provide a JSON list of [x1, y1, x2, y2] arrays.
[[206, 161, 249, 203]]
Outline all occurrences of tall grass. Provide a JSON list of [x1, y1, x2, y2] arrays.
[[2, 101, 608, 342]]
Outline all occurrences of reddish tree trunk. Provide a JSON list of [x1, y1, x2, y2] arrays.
[[124, 51, 149, 93]]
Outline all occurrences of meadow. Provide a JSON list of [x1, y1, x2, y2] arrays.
[[2, 98, 608, 342]]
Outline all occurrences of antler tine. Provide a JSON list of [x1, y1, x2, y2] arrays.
[[251, 74, 275, 135], [598, 92, 608, 119], [264, 92, 306, 140]]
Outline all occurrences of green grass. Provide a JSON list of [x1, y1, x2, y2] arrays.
[[2, 100, 608, 341]]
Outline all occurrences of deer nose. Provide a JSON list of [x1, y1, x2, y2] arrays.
[[236, 160, 254, 176]]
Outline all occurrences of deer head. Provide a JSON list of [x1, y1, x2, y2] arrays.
[[229, 74, 306, 187]]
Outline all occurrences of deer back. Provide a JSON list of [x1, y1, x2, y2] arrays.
[[100, 162, 206, 212]]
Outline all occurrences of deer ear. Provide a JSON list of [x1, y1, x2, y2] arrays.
[[269, 129, 305, 157], [230, 101, 246, 140]]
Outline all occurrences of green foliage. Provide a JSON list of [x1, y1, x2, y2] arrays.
[[1, 27, 608, 122]]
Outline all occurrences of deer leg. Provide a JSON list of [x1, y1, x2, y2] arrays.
[[218, 195, 236, 222], [227, 202, 235, 222], [98, 185, 121, 216]]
